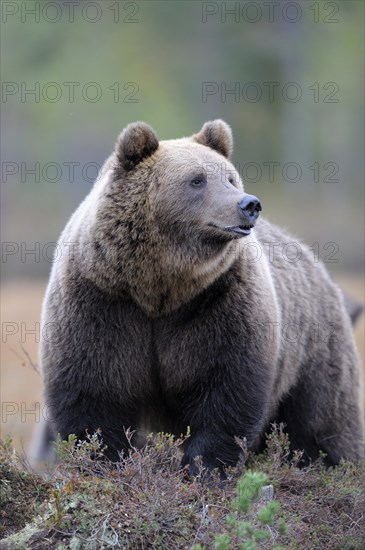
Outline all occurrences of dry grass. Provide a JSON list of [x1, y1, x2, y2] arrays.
[[0, 428, 364, 550]]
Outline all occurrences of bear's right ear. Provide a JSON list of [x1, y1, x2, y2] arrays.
[[114, 122, 159, 173]]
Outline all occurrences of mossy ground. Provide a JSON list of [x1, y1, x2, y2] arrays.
[[0, 427, 364, 550]]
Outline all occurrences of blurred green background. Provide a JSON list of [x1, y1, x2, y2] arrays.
[[1, 0, 364, 446], [1, 0, 364, 276]]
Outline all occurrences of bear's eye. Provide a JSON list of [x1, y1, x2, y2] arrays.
[[190, 177, 206, 188], [228, 176, 234, 184]]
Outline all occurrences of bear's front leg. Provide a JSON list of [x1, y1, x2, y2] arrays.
[[46, 382, 140, 462], [41, 276, 153, 463], [178, 369, 272, 475], [181, 429, 242, 476], [156, 275, 279, 475]]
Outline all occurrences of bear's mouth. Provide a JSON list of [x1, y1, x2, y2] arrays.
[[209, 223, 254, 238], [209, 223, 254, 239], [224, 224, 253, 236]]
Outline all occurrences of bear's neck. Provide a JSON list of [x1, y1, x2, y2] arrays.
[[85, 227, 252, 317], [133, 237, 240, 317]]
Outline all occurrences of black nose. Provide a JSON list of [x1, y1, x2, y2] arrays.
[[238, 194, 262, 222]]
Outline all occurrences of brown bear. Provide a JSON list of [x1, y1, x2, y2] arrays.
[[39, 120, 364, 472]]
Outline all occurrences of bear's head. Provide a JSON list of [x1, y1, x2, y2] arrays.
[[89, 120, 262, 315]]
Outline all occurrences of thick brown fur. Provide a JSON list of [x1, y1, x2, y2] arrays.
[[39, 120, 364, 471]]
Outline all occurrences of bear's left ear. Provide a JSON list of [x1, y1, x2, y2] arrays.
[[193, 119, 233, 158], [115, 121, 159, 173]]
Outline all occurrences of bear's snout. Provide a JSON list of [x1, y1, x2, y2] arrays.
[[237, 194, 262, 226]]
